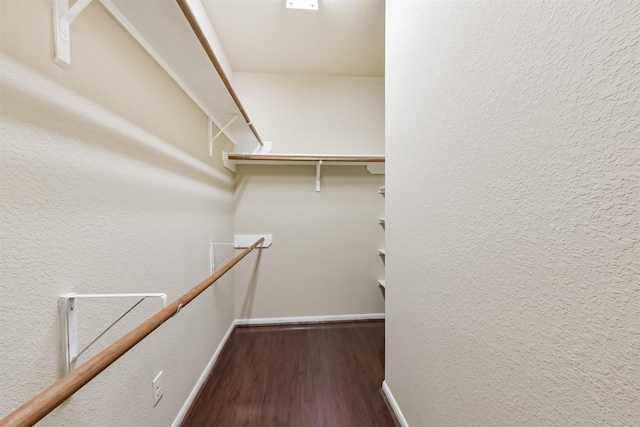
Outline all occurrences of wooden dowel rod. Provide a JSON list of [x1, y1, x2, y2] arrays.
[[176, 0, 264, 146], [227, 155, 385, 163], [0, 238, 265, 427], [248, 124, 262, 144]]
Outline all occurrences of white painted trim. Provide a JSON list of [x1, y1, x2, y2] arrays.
[[382, 380, 409, 427], [235, 313, 385, 326], [171, 320, 236, 427]]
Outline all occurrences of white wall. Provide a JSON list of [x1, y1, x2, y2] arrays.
[[0, 1, 235, 425], [234, 165, 385, 319], [232, 73, 386, 319], [386, 1, 639, 426], [234, 72, 385, 154]]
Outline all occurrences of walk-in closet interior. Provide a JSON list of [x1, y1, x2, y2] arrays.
[[1, 0, 637, 426]]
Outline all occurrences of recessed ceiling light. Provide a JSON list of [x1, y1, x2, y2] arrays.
[[286, 0, 318, 11]]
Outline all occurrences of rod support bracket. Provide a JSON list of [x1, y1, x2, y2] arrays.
[[59, 292, 167, 375], [233, 234, 272, 249], [174, 303, 183, 317]]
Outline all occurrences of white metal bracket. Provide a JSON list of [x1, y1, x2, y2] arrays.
[[316, 160, 322, 192], [208, 115, 239, 157], [209, 242, 216, 275], [222, 151, 236, 172], [252, 140, 272, 154], [53, 0, 94, 68], [366, 163, 385, 175], [210, 235, 272, 273], [222, 141, 273, 172], [234, 234, 272, 249], [58, 292, 167, 375]]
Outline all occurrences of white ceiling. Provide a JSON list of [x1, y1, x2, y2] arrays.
[[201, 0, 385, 77]]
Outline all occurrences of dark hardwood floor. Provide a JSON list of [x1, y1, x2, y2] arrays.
[[181, 320, 395, 427]]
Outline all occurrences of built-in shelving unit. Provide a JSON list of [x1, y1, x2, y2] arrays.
[[378, 184, 385, 290]]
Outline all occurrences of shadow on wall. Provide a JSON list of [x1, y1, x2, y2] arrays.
[[233, 164, 379, 209], [239, 249, 263, 319], [1, 59, 232, 191]]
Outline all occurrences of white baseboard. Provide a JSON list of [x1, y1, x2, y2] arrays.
[[382, 380, 409, 427], [171, 320, 236, 427], [235, 312, 385, 326]]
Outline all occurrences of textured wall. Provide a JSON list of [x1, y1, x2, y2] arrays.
[[232, 73, 385, 319], [0, 1, 235, 425], [234, 72, 385, 154], [385, 1, 639, 425], [234, 166, 385, 319]]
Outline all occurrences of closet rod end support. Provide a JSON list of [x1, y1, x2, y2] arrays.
[[234, 234, 272, 249]]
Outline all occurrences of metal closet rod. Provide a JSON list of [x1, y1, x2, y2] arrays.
[[0, 237, 265, 427], [176, 0, 264, 146]]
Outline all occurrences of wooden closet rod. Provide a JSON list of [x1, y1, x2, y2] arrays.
[[0, 238, 265, 427], [176, 0, 264, 146], [228, 154, 386, 162]]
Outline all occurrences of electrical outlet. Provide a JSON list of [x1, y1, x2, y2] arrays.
[[152, 371, 163, 407]]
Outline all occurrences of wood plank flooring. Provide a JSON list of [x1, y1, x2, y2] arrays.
[[181, 320, 395, 427]]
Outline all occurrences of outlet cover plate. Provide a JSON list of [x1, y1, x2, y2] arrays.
[[286, 0, 318, 10], [152, 371, 163, 407]]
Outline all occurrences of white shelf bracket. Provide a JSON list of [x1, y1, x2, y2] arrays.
[[222, 151, 236, 172], [252, 140, 272, 154], [208, 115, 239, 157], [223, 142, 273, 172], [366, 163, 385, 175], [209, 242, 216, 275], [316, 160, 322, 192], [58, 292, 167, 375], [211, 236, 271, 273], [234, 234, 272, 249], [53, 0, 94, 68]]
